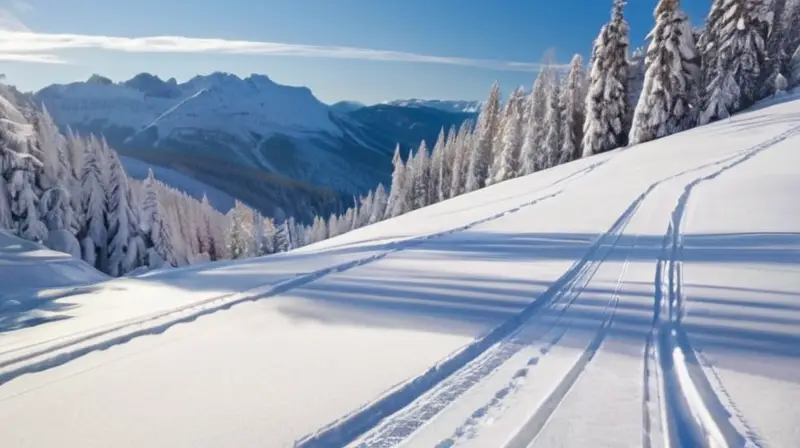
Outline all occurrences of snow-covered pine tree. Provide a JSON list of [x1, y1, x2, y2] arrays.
[[142, 169, 176, 268], [559, 54, 588, 164], [519, 64, 553, 175], [543, 74, 564, 169], [370, 183, 388, 224], [784, 0, 800, 74], [582, 0, 631, 157], [226, 200, 254, 259], [105, 151, 143, 276], [465, 82, 502, 193], [449, 121, 473, 198], [8, 159, 48, 243], [761, 0, 788, 97], [327, 214, 340, 239], [699, 0, 774, 123], [438, 126, 456, 202], [490, 87, 526, 184], [791, 44, 800, 85], [78, 135, 108, 269], [411, 141, 430, 210], [262, 216, 277, 254], [629, 0, 701, 145], [385, 144, 409, 218], [309, 215, 328, 243], [429, 128, 446, 205], [0, 156, 12, 230]]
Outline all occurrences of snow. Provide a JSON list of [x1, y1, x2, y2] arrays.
[[1, 97, 800, 447], [35, 72, 340, 140]]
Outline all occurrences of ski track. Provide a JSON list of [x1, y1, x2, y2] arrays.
[[0, 159, 608, 389], [347, 126, 800, 448], [643, 126, 800, 448], [355, 174, 652, 448], [298, 168, 646, 448], [304, 143, 741, 448]]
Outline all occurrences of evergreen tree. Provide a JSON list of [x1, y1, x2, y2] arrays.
[[411, 141, 430, 210], [106, 151, 142, 276], [582, 0, 631, 157], [784, 0, 800, 72], [559, 54, 588, 164], [385, 145, 409, 218], [370, 183, 388, 224], [438, 126, 456, 202], [0, 162, 12, 230], [429, 128, 446, 205], [491, 87, 525, 184], [699, 0, 774, 123], [762, 0, 789, 96], [449, 121, 473, 198], [630, 0, 701, 145], [9, 164, 47, 243], [142, 169, 176, 268], [465, 82, 502, 192], [792, 44, 800, 85], [543, 75, 564, 169], [79, 136, 108, 268], [226, 201, 253, 259]]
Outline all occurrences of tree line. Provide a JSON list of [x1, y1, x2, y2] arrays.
[[2, 0, 799, 276]]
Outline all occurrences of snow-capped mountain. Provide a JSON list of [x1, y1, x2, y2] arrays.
[[384, 98, 483, 113], [34, 73, 379, 200], [329, 100, 366, 114], [32, 74, 475, 217]]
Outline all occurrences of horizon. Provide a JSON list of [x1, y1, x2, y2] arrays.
[[1, 0, 711, 104]]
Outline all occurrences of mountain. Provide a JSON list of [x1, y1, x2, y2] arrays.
[[384, 98, 483, 113], [32, 73, 475, 218], [3, 95, 799, 447], [347, 104, 477, 154], [330, 100, 366, 114]]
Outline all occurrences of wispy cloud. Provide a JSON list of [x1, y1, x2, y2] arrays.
[[0, 52, 66, 63], [0, 29, 564, 72]]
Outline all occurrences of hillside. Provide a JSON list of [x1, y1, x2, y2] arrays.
[[1, 95, 798, 447], [32, 74, 475, 216]]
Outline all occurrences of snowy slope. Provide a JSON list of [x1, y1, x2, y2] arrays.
[[1, 97, 799, 447]]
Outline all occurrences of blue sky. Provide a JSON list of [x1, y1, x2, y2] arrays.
[[1, 0, 711, 104]]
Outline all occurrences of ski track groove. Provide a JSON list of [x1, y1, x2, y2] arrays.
[[0, 160, 607, 389], [357, 227, 604, 448], [643, 126, 800, 448], [303, 162, 659, 448], [501, 222, 639, 448]]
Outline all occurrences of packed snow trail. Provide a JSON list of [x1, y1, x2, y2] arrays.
[[347, 122, 800, 448], [1, 98, 799, 448]]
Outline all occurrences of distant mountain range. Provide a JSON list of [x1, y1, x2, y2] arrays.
[[32, 73, 477, 219], [383, 99, 483, 114]]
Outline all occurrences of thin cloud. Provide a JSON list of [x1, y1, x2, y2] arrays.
[[0, 29, 566, 71], [0, 52, 66, 63]]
